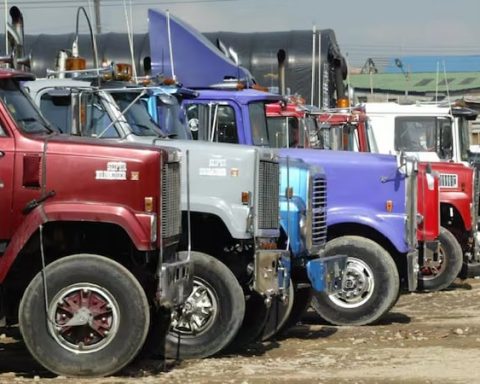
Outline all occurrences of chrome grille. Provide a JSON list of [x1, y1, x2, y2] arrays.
[[258, 160, 280, 230], [309, 174, 327, 251], [439, 173, 458, 188], [161, 161, 182, 239]]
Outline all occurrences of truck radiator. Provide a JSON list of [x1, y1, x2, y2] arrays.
[[258, 160, 280, 230], [162, 161, 182, 239], [309, 174, 328, 252]]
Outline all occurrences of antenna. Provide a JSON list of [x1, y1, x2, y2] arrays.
[[4, 0, 7, 55], [310, 25, 316, 105], [166, 9, 176, 81], [122, 0, 137, 82], [442, 60, 452, 115], [435, 61, 439, 103], [317, 30, 321, 109]]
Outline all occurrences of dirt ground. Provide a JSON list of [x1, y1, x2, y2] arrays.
[[2, 279, 480, 384]]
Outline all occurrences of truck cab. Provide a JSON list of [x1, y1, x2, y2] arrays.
[[0, 69, 191, 377], [316, 104, 478, 280]]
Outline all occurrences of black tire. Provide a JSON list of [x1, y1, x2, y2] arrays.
[[466, 261, 480, 278], [418, 227, 463, 291], [19, 254, 150, 377], [261, 280, 294, 341], [164, 251, 245, 359], [310, 236, 400, 326], [223, 291, 269, 353], [280, 284, 312, 330]]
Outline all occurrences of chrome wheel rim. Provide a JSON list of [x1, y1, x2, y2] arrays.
[[170, 277, 218, 337], [328, 257, 375, 308], [47, 283, 119, 354]]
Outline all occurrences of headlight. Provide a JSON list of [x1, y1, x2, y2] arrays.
[[299, 213, 308, 239], [150, 214, 158, 243], [416, 213, 424, 226]]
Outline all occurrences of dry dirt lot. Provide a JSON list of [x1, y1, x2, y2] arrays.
[[2, 279, 480, 384]]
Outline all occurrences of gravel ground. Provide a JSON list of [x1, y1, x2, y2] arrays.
[[2, 278, 480, 384]]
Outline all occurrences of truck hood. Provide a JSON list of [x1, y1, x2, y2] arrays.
[[279, 149, 407, 216]]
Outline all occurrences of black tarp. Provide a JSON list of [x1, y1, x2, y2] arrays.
[[0, 28, 347, 107]]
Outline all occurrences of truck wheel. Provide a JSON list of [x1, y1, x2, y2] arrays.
[[164, 251, 245, 359], [279, 285, 312, 331], [261, 280, 294, 341], [466, 261, 480, 278], [223, 291, 268, 352], [418, 226, 463, 291], [310, 236, 399, 326], [19, 254, 150, 377]]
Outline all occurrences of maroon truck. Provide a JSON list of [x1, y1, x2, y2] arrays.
[[0, 69, 191, 377]]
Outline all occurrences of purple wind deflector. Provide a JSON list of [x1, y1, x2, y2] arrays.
[[148, 9, 254, 88]]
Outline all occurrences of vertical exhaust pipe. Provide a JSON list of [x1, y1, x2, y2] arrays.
[[277, 49, 287, 96], [8, 6, 24, 68], [6, 6, 30, 70]]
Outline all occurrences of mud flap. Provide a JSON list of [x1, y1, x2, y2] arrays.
[[158, 252, 193, 307], [253, 250, 291, 297], [306, 254, 346, 293]]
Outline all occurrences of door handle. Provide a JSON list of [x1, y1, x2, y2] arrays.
[[0, 151, 4, 157]]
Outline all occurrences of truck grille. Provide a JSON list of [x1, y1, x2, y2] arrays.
[[258, 160, 280, 230], [439, 173, 458, 188], [161, 161, 182, 239], [309, 174, 327, 250]]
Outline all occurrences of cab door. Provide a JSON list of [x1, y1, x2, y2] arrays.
[[0, 122, 15, 249]]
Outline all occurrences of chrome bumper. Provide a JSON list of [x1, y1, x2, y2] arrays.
[[253, 249, 291, 298], [306, 255, 347, 294], [157, 252, 193, 308]]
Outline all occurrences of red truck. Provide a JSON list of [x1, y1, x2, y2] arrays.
[[313, 105, 474, 287], [0, 69, 191, 377], [265, 101, 461, 292]]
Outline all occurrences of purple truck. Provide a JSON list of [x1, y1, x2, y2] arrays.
[[182, 89, 419, 326]]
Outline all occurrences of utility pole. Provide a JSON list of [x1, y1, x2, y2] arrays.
[[94, 0, 101, 34]]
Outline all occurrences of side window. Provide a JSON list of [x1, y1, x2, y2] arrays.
[[186, 103, 202, 140], [39, 94, 72, 134], [438, 117, 453, 160]]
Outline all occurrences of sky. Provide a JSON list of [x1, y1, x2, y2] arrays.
[[2, 0, 479, 67]]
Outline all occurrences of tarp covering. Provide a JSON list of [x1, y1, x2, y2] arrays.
[[0, 9, 347, 107]]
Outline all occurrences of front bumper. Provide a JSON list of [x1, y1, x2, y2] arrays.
[[407, 249, 420, 291], [157, 252, 193, 308], [253, 249, 291, 298], [306, 255, 347, 294]]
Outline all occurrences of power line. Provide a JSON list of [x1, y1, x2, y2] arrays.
[[0, 0, 243, 8]]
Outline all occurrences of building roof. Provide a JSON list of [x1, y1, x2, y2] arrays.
[[349, 72, 480, 95]]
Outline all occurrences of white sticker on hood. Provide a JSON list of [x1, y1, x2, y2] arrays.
[[96, 161, 127, 180]]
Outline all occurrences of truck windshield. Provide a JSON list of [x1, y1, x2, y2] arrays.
[[111, 92, 163, 137], [394, 116, 453, 159], [154, 95, 191, 140], [266, 116, 300, 148], [3, 79, 52, 134], [249, 102, 269, 146]]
